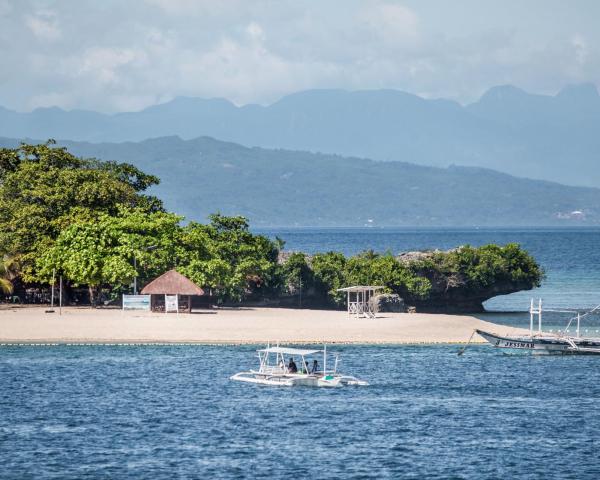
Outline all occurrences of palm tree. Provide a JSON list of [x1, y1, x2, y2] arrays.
[[0, 255, 19, 295]]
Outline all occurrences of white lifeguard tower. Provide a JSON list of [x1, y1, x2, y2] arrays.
[[337, 286, 384, 318]]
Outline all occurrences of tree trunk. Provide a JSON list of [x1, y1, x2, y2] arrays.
[[88, 285, 97, 308]]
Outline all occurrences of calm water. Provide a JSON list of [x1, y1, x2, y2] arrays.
[[260, 227, 600, 329], [2, 344, 600, 479]]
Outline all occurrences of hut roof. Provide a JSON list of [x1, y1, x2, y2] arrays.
[[140, 270, 205, 296]]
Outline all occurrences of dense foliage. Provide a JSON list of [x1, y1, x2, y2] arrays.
[[0, 141, 161, 282], [35, 209, 280, 305], [291, 245, 542, 309], [0, 143, 280, 304], [0, 142, 544, 311], [411, 244, 543, 292], [308, 251, 431, 307], [36, 208, 181, 304], [176, 214, 280, 301]]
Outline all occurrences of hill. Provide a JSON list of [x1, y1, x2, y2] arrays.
[[1, 85, 599, 187], [1, 136, 598, 227]]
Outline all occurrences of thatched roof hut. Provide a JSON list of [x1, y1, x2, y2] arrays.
[[141, 270, 204, 295], [141, 270, 205, 312]]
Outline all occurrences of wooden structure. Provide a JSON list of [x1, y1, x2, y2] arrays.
[[140, 270, 205, 313], [337, 286, 384, 319]]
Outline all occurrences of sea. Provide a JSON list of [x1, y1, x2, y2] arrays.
[[2, 227, 600, 479], [2, 344, 600, 479]]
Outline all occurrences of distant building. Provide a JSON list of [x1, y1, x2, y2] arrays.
[[556, 210, 586, 220]]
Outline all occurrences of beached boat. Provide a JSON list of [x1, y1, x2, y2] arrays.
[[230, 345, 368, 387], [476, 299, 600, 355]]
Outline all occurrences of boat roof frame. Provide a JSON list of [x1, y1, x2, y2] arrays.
[[258, 346, 321, 356]]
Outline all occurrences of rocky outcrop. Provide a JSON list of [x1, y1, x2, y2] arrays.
[[397, 248, 540, 313], [370, 293, 405, 313], [396, 248, 460, 264], [410, 278, 534, 313]]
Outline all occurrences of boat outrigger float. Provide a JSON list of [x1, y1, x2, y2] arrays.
[[476, 299, 600, 355], [230, 345, 368, 387]]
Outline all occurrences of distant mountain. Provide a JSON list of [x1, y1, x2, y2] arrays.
[[1, 85, 599, 187], [1, 136, 598, 227]]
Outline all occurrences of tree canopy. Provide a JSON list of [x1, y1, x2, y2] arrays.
[[0, 142, 280, 301], [177, 214, 280, 301], [0, 141, 161, 282]]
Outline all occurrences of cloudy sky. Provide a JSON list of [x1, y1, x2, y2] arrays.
[[1, 0, 599, 112]]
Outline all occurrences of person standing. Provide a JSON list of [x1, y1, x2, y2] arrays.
[[311, 359, 319, 373]]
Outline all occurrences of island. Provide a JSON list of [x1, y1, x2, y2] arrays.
[[0, 142, 542, 319]]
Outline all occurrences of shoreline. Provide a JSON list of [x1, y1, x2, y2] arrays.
[[0, 305, 527, 346], [0, 340, 492, 346]]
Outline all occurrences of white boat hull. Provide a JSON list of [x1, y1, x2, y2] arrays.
[[230, 371, 367, 387], [229, 373, 295, 386]]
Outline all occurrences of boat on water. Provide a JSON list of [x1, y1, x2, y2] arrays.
[[477, 299, 600, 355], [230, 345, 368, 387]]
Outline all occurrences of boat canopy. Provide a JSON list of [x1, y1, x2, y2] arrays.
[[258, 346, 321, 356]]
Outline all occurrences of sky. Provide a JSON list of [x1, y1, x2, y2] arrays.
[[1, 0, 599, 112]]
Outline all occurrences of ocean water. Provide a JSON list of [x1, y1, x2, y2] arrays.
[[2, 344, 600, 479], [259, 227, 600, 330]]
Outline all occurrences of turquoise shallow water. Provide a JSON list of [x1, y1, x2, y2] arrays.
[[2, 344, 600, 479], [259, 227, 600, 329]]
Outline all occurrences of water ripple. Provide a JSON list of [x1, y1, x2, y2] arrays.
[[1, 344, 600, 479]]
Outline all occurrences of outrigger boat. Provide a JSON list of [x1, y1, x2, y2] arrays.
[[230, 345, 368, 387], [476, 299, 600, 355]]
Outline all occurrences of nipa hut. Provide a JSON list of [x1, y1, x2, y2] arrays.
[[140, 269, 205, 313]]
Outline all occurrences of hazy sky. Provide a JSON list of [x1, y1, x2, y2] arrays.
[[1, 0, 599, 112]]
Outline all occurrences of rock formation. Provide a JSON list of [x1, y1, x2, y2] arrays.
[[370, 293, 405, 313]]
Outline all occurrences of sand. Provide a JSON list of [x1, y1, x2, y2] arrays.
[[0, 306, 527, 345]]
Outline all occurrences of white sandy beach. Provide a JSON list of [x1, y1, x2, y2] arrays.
[[0, 306, 527, 345]]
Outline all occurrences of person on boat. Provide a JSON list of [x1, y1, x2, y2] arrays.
[[288, 357, 298, 373], [311, 359, 319, 373]]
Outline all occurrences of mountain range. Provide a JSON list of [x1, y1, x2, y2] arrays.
[[1, 85, 599, 187], [1, 136, 597, 227]]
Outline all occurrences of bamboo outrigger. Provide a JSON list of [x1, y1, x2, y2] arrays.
[[477, 299, 600, 355]]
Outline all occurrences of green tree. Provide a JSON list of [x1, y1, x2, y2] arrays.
[[177, 214, 281, 302], [0, 141, 162, 282], [36, 208, 182, 305], [344, 252, 431, 300], [282, 252, 314, 300], [311, 252, 347, 305]]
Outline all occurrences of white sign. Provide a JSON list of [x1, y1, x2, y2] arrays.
[[165, 294, 179, 313], [122, 294, 151, 311]]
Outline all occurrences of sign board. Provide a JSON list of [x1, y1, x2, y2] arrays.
[[165, 294, 179, 313], [122, 294, 151, 311]]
